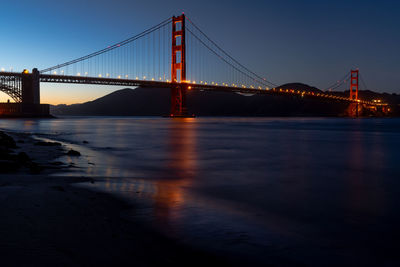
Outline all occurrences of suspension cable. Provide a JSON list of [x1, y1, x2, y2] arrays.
[[186, 16, 278, 87], [186, 28, 275, 88], [40, 17, 172, 73], [359, 74, 369, 91], [324, 71, 351, 91]]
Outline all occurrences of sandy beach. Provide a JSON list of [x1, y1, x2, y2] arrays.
[[0, 131, 234, 266]]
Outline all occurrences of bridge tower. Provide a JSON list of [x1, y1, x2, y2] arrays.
[[170, 14, 189, 117], [349, 70, 359, 100], [21, 68, 40, 104]]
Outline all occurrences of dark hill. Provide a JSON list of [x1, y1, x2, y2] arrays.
[[278, 83, 322, 93], [50, 84, 400, 116], [54, 88, 171, 116]]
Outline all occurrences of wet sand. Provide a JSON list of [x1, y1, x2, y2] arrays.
[[0, 132, 235, 266]]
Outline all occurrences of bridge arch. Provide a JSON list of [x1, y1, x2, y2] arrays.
[[0, 83, 22, 102]]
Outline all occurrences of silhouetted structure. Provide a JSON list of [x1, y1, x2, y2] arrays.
[[0, 69, 49, 117]]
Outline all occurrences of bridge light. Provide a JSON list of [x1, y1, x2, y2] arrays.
[[118, 75, 121, 79], [143, 76, 146, 79], [85, 72, 88, 76], [136, 77, 139, 80], [0, 68, 5, 72], [188, 86, 192, 90], [53, 71, 57, 75], [152, 78, 155, 81], [98, 74, 102, 77], [77, 73, 81, 76], [125, 75, 128, 78]]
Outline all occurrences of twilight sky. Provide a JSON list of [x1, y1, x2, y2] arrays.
[[0, 0, 399, 104]]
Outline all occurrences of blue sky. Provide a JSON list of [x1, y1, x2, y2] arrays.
[[0, 0, 399, 104]]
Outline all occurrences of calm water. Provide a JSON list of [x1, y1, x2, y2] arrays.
[[2, 117, 400, 265]]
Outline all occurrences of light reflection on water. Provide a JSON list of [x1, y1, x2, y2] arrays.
[[1, 117, 400, 265]]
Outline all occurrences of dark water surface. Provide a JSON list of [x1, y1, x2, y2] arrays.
[[2, 117, 400, 265]]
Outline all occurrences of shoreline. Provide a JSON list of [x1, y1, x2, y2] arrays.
[[0, 131, 236, 266]]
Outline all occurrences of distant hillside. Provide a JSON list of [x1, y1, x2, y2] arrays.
[[52, 88, 171, 116], [278, 83, 322, 93], [50, 83, 400, 116]]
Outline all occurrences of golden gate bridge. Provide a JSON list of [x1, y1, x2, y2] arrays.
[[0, 14, 385, 117]]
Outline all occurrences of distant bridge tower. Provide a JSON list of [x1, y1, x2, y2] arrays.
[[349, 70, 359, 100], [170, 14, 188, 117]]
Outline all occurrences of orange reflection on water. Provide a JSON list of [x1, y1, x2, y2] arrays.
[[152, 118, 198, 227], [23, 120, 36, 131], [79, 118, 199, 231]]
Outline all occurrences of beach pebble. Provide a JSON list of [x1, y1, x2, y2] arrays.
[[50, 161, 64, 166], [67, 149, 81, 156]]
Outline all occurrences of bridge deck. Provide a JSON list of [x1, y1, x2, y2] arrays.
[[1, 72, 374, 105], [39, 74, 373, 105]]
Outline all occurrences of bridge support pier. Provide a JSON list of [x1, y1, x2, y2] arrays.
[[22, 68, 40, 104], [5, 68, 50, 117], [170, 85, 189, 117], [347, 102, 363, 117]]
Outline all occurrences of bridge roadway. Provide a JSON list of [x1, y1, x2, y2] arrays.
[[0, 71, 374, 105]]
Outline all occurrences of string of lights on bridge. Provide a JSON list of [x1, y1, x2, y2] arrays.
[[0, 71, 375, 106]]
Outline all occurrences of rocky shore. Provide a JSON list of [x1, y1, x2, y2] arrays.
[[0, 131, 234, 266], [0, 131, 76, 175]]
